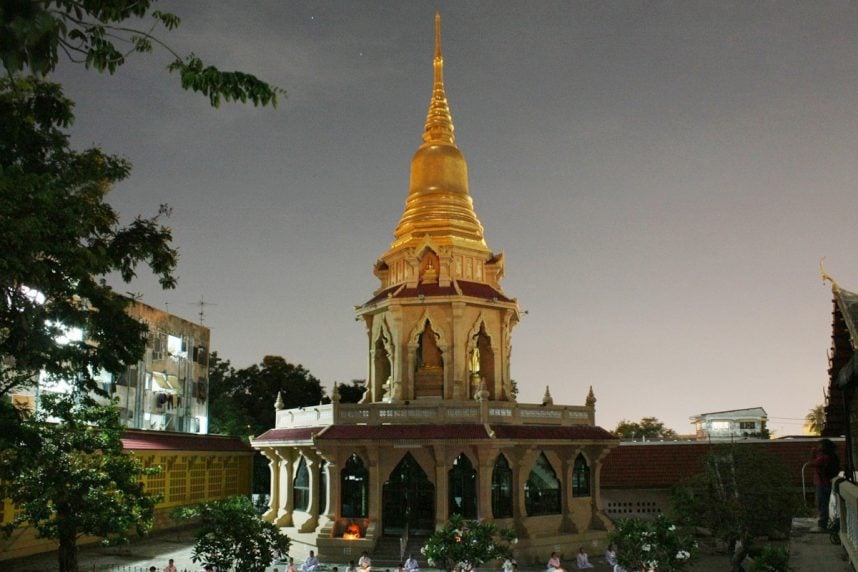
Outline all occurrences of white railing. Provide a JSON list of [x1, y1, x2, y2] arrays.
[[274, 399, 594, 429]]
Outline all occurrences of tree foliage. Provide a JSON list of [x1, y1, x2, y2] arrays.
[[172, 495, 290, 572], [608, 515, 697, 572], [0, 392, 159, 572], [805, 404, 824, 435], [209, 354, 327, 493], [337, 379, 367, 403], [614, 416, 678, 440], [420, 514, 517, 572], [0, 0, 283, 107], [0, 76, 177, 398], [671, 444, 802, 572]]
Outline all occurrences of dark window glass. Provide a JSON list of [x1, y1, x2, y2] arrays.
[[341, 453, 369, 518], [293, 457, 310, 512], [491, 454, 513, 518], [319, 460, 327, 514], [524, 452, 561, 516], [572, 454, 590, 498], [449, 453, 477, 518]]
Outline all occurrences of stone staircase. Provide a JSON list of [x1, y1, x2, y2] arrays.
[[370, 536, 429, 568]]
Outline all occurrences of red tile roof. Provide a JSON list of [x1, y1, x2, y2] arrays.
[[456, 281, 511, 303], [492, 425, 616, 440], [121, 430, 253, 453], [252, 424, 617, 443], [600, 439, 846, 489], [253, 427, 321, 443], [393, 283, 458, 299]]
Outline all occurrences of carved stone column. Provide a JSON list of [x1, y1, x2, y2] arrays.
[[275, 449, 295, 527], [433, 445, 449, 527], [300, 451, 319, 532], [261, 448, 280, 522]]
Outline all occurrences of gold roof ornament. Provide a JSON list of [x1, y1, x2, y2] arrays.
[[392, 13, 488, 250], [820, 257, 841, 294], [586, 386, 596, 407]]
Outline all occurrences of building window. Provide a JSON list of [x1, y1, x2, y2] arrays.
[[341, 453, 368, 518], [572, 454, 590, 498], [711, 421, 730, 430], [491, 454, 513, 518], [318, 460, 327, 515], [449, 453, 477, 518], [293, 457, 310, 512], [524, 452, 561, 516], [739, 421, 755, 430]]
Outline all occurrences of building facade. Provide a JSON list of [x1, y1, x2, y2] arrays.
[[689, 407, 768, 441], [252, 15, 618, 564]]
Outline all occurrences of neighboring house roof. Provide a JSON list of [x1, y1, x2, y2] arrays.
[[600, 439, 844, 489], [253, 423, 616, 445], [121, 430, 253, 453], [689, 407, 767, 421]]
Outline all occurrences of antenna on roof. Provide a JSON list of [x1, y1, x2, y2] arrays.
[[188, 296, 217, 325]]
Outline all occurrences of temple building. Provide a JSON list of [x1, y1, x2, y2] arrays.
[[251, 15, 618, 563]]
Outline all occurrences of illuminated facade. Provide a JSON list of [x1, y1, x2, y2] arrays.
[[252, 15, 618, 563]]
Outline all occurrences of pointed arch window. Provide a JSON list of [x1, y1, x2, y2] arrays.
[[293, 457, 310, 512], [572, 454, 591, 498], [491, 454, 513, 518], [341, 453, 369, 518], [524, 452, 561, 516], [449, 453, 477, 518], [318, 459, 328, 514]]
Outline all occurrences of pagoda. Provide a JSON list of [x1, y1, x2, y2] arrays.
[[252, 14, 617, 563]]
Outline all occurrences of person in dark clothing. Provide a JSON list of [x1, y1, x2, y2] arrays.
[[809, 438, 840, 530]]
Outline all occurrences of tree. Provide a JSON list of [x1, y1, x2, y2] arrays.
[[805, 404, 825, 435], [608, 515, 697, 572], [420, 514, 517, 572], [614, 416, 678, 440], [337, 379, 367, 403], [671, 444, 802, 572], [0, 392, 159, 572], [208, 354, 328, 492], [1, 1, 282, 399], [0, 76, 177, 399], [1, 1, 283, 107], [173, 495, 290, 572]]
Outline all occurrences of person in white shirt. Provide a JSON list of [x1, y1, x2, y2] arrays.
[[358, 551, 372, 572], [302, 550, 320, 572], [575, 547, 594, 570], [404, 554, 419, 572]]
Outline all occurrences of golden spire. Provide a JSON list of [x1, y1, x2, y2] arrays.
[[424, 12, 455, 144], [392, 13, 487, 249], [820, 257, 841, 294]]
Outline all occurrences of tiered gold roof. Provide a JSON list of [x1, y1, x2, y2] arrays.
[[392, 13, 487, 250]]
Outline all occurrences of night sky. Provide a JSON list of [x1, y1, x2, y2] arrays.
[[53, 2, 858, 437]]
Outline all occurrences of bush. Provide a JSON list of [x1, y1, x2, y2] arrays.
[[608, 515, 697, 572]]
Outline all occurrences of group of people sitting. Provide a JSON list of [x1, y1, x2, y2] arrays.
[[543, 545, 624, 571], [278, 549, 387, 572]]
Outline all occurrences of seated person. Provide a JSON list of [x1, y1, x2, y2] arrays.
[[358, 551, 372, 572], [404, 554, 420, 572], [547, 551, 564, 572], [286, 557, 298, 572], [302, 550, 320, 572], [605, 544, 618, 567], [575, 547, 594, 570]]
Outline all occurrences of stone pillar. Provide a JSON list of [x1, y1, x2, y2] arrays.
[[367, 448, 382, 539], [275, 449, 294, 527], [559, 452, 577, 533], [261, 448, 280, 522], [476, 449, 496, 521], [300, 452, 319, 532], [324, 459, 337, 520], [511, 449, 530, 539], [587, 446, 614, 531], [433, 445, 449, 527]]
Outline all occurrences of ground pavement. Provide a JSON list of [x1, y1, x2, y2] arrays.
[[3, 518, 853, 571]]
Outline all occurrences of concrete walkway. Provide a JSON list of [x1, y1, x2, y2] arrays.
[[3, 518, 854, 571]]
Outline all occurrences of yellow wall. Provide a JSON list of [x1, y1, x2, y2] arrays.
[[0, 449, 253, 561]]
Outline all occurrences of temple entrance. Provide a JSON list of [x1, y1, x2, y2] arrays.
[[382, 453, 435, 536]]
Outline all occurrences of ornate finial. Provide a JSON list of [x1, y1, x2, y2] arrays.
[[820, 257, 841, 294], [423, 12, 455, 144], [586, 386, 596, 407], [542, 385, 554, 406], [274, 391, 285, 411], [332, 382, 341, 403]]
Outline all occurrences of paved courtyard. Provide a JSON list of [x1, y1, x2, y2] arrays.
[[3, 518, 853, 572]]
